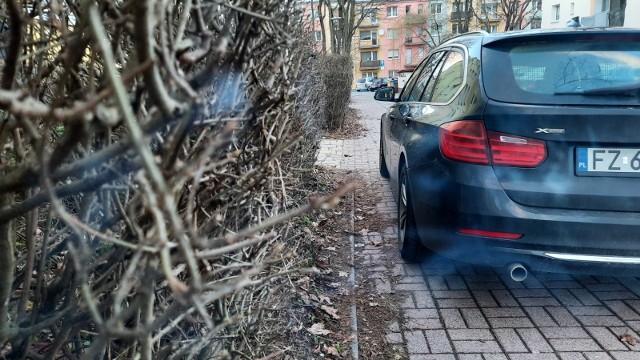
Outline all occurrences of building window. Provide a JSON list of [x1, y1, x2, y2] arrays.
[[363, 8, 377, 23], [530, 19, 541, 29], [417, 48, 424, 60], [387, 6, 398, 17], [405, 31, 413, 43], [387, 28, 400, 40], [362, 72, 377, 79], [360, 30, 372, 41], [570, 2, 575, 15], [552, 4, 560, 21], [483, 24, 498, 33], [452, 23, 462, 34], [388, 70, 398, 78], [310, 8, 319, 19], [481, 2, 498, 20], [361, 51, 378, 62], [314, 31, 322, 42], [536, 0, 542, 11], [600, 0, 610, 12], [431, 3, 443, 14], [418, 4, 423, 14], [406, 5, 411, 14], [453, 2, 466, 12], [388, 49, 399, 59]]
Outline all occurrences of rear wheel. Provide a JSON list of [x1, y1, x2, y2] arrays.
[[398, 164, 422, 262], [379, 134, 390, 178]]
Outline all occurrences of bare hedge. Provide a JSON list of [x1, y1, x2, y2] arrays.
[[0, 1, 344, 358], [319, 54, 354, 131]]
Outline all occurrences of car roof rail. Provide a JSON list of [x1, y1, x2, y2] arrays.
[[442, 30, 488, 44]]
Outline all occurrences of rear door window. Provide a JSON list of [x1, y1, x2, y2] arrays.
[[405, 51, 446, 102], [427, 49, 466, 103]]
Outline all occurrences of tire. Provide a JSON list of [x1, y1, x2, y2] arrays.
[[398, 164, 422, 262], [379, 135, 390, 178]]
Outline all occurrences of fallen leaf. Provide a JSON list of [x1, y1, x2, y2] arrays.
[[359, 228, 369, 235], [323, 345, 340, 356], [369, 302, 379, 307], [338, 271, 349, 278], [618, 333, 639, 346], [325, 246, 337, 251], [355, 215, 364, 221], [372, 239, 382, 247], [318, 295, 333, 305], [308, 323, 332, 336], [321, 305, 340, 319]]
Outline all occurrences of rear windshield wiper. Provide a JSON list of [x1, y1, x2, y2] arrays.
[[554, 81, 640, 96]]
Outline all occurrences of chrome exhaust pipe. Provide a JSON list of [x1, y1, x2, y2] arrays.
[[507, 263, 528, 282]]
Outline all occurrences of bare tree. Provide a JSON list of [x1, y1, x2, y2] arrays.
[[317, 0, 378, 55], [609, 0, 627, 27], [402, 9, 447, 49], [474, 0, 541, 32]]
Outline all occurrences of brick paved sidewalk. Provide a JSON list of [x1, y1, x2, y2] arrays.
[[318, 92, 640, 360]]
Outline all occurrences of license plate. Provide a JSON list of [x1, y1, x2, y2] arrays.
[[577, 147, 640, 173]]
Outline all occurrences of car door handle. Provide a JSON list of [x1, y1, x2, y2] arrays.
[[389, 114, 397, 120], [403, 116, 413, 125]]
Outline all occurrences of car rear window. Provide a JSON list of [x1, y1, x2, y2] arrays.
[[482, 35, 640, 106]]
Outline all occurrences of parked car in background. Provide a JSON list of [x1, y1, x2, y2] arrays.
[[356, 78, 373, 92], [368, 77, 388, 91], [375, 28, 640, 280]]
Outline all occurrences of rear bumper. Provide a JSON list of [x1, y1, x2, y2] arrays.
[[408, 161, 640, 274]]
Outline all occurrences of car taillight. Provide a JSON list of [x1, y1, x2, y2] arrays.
[[487, 132, 546, 167], [439, 121, 490, 165], [439, 121, 546, 168]]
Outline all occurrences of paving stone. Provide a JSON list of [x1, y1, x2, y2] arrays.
[[511, 289, 552, 298], [593, 291, 637, 301], [583, 353, 613, 360], [386, 332, 404, 344], [605, 300, 640, 320], [405, 318, 444, 330], [558, 353, 587, 360], [523, 306, 557, 327], [547, 307, 581, 327], [516, 328, 553, 353], [507, 355, 559, 360], [548, 338, 602, 352], [585, 327, 628, 351], [453, 340, 501, 353], [483, 307, 527, 318], [461, 308, 490, 328], [488, 317, 534, 328], [493, 328, 528, 352], [425, 329, 453, 353], [440, 308, 466, 329], [447, 329, 494, 341], [492, 290, 519, 307], [405, 330, 429, 354], [570, 289, 602, 306], [428, 276, 449, 290], [432, 290, 472, 299], [414, 290, 436, 308], [539, 326, 590, 339], [576, 315, 625, 327], [404, 309, 440, 319], [567, 306, 613, 316], [436, 298, 477, 308], [550, 289, 583, 307], [395, 283, 430, 291], [610, 352, 640, 360], [473, 290, 499, 307], [409, 355, 456, 360], [517, 297, 561, 307], [444, 275, 467, 290]]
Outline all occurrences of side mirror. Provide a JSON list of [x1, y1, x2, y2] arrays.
[[374, 87, 395, 102]]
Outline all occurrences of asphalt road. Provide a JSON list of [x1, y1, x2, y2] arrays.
[[317, 91, 640, 360]]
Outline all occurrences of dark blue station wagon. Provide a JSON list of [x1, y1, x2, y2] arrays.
[[375, 28, 640, 281]]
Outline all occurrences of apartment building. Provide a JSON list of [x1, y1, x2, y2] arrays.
[[542, 0, 640, 28]]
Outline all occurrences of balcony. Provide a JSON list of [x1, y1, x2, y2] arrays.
[[360, 60, 382, 69], [359, 39, 380, 49], [358, 19, 379, 28], [405, 62, 419, 69], [404, 38, 425, 45], [450, 11, 471, 21]]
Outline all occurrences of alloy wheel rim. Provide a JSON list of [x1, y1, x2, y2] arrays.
[[399, 176, 408, 245]]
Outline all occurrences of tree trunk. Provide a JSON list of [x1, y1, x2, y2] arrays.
[[609, 0, 626, 27]]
